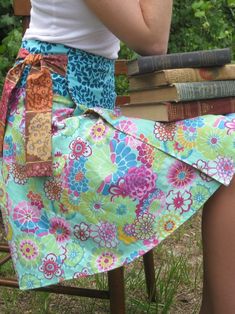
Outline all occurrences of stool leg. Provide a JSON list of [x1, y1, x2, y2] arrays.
[[107, 266, 125, 314], [143, 249, 156, 302]]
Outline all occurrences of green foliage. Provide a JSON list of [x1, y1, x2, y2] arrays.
[[0, 29, 22, 89], [0, 0, 22, 90], [169, 0, 235, 57], [118, 41, 138, 60]]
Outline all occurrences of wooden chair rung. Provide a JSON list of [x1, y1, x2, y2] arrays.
[[13, 0, 31, 35], [13, 0, 31, 16], [108, 267, 125, 314], [143, 250, 156, 302], [0, 243, 10, 252], [115, 95, 130, 106], [115, 60, 128, 75], [0, 277, 110, 299], [0, 253, 11, 266]]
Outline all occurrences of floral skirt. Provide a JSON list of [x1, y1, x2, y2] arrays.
[[0, 40, 235, 290]]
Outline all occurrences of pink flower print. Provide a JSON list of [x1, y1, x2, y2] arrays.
[[96, 251, 117, 272], [137, 140, 154, 168], [109, 166, 157, 200], [167, 161, 196, 188], [13, 201, 40, 232], [173, 141, 184, 152], [117, 120, 138, 135], [90, 221, 118, 248], [166, 190, 192, 214], [109, 178, 128, 199], [133, 213, 155, 240], [123, 223, 135, 237], [125, 135, 139, 149], [208, 157, 234, 185], [225, 118, 235, 134], [90, 120, 109, 142], [123, 166, 157, 200], [143, 235, 159, 247], [20, 239, 39, 261], [154, 122, 176, 141], [49, 217, 71, 243], [69, 137, 92, 160], [74, 222, 91, 241], [39, 253, 63, 279], [27, 191, 44, 210]]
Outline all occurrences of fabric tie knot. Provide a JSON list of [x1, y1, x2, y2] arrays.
[[24, 53, 43, 66], [0, 48, 67, 177]]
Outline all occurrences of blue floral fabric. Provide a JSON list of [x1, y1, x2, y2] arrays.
[[0, 40, 234, 290]]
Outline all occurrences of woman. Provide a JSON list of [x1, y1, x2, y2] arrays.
[[0, 1, 234, 312]]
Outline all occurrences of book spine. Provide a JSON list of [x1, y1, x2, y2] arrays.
[[165, 68, 200, 84], [176, 80, 235, 101], [138, 48, 231, 74], [165, 65, 235, 84], [167, 98, 235, 121]]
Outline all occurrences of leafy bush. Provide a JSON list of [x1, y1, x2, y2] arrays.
[[169, 0, 235, 56], [0, 0, 22, 90]]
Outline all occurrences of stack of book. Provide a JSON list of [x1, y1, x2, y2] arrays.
[[121, 48, 235, 121]]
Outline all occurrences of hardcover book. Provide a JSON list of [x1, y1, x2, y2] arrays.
[[120, 97, 235, 122], [129, 80, 235, 104], [129, 64, 235, 90], [127, 48, 232, 76]]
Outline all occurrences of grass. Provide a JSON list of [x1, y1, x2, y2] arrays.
[[0, 210, 203, 314]]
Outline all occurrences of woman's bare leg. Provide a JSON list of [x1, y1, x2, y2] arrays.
[[200, 177, 235, 314]]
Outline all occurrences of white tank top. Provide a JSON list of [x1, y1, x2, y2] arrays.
[[23, 0, 120, 59]]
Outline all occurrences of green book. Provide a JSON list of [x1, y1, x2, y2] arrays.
[[129, 80, 235, 104]]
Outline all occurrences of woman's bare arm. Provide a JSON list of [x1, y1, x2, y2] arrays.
[[85, 0, 173, 55]]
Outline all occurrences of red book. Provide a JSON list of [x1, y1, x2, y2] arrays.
[[120, 97, 235, 122]]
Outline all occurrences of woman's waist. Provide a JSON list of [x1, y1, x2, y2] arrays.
[[17, 40, 116, 110]]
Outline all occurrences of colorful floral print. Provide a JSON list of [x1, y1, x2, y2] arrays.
[[63, 242, 84, 268], [69, 137, 92, 160], [49, 217, 71, 243], [167, 161, 196, 188], [20, 273, 42, 289], [0, 39, 234, 291], [16, 235, 42, 269], [13, 200, 41, 232], [39, 253, 63, 280]]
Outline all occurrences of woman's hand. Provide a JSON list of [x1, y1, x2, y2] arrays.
[[85, 0, 173, 56]]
